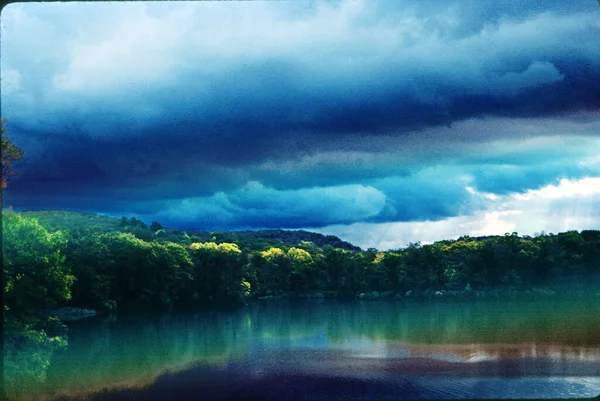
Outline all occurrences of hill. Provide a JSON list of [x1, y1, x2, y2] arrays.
[[21, 210, 122, 232], [19, 209, 361, 251]]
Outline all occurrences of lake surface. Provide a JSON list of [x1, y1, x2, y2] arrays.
[[13, 299, 600, 400]]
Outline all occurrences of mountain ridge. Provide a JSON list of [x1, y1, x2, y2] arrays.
[[18, 209, 362, 251]]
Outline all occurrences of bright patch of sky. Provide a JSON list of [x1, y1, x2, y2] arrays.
[[316, 177, 600, 250]]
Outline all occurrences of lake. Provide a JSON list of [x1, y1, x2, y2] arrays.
[[12, 298, 600, 400]]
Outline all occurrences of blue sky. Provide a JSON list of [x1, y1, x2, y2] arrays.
[[2, 0, 600, 250]]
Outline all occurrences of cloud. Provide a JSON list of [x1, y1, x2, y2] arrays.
[[485, 61, 564, 96], [1, 1, 599, 234], [364, 170, 477, 222], [513, 177, 600, 202], [1, 68, 22, 93], [3, 1, 600, 136], [5, 121, 600, 228], [317, 177, 600, 250], [131, 182, 389, 230]]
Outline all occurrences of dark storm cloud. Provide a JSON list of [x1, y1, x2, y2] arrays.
[[115, 181, 388, 231], [6, 1, 600, 134], [2, 0, 600, 229]]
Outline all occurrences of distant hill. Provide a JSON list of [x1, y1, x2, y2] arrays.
[[206, 229, 361, 252], [19, 210, 361, 251], [21, 210, 122, 232]]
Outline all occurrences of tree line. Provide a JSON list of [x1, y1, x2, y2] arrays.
[[4, 211, 600, 322]]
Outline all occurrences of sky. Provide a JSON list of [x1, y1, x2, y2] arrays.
[[2, 0, 600, 250]]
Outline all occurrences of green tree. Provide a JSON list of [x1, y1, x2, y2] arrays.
[[377, 252, 403, 292], [146, 241, 195, 308], [150, 221, 164, 232], [1, 118, 24, 190], [352, 249, 377, 293], [98, 232, 155, 309], [189, 242, 244, 303], [63, 228, 114, 312], [3, 211, 74, 317], [258, 247, 290, 295], [321, 246, 356, 294], [287, 247, 314, 291]]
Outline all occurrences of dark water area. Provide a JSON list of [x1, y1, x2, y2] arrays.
[[9, 299, 600, 400]]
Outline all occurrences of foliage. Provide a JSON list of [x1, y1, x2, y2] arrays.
[[4, 210, 600, 317], [188, 241, 244, 303], [1, 118, 24, 189], [3, 211, 74, 316], [63, 227, 114, 311], [24, 210, 124, 233]]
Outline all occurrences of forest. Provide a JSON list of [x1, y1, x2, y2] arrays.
[[5, 209, 600, 335]]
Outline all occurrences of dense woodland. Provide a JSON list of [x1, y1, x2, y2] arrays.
[[5, 209, 600, 319]]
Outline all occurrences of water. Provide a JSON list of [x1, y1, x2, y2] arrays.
[[11, 299, 600, 400]]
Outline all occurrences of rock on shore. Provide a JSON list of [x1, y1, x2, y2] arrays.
[[51, 307, 97, 322]]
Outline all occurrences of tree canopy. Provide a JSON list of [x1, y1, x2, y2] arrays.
[[1, 118, 24, 190]]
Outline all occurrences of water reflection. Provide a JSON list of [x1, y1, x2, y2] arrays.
[[10, 299, 600, 399], [408, 343, 600, 363]]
